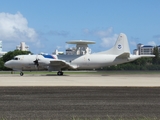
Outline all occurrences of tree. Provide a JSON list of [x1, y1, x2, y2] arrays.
[[2, 50, 31, 62], [152, 46, 160, 64], [0, 58, 5, 70]]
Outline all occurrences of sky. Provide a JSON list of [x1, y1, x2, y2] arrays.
[[0, 0, 160, 54]]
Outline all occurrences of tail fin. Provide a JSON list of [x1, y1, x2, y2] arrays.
[[97, 33, 130, 55]]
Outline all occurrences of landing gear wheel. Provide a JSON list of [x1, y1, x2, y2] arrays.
[[57, 71, 63, 76], [20, 72, 24, 76], [61, 72, 63, 75]]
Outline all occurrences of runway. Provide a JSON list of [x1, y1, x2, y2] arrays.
[[0, 73, 160, 86], [0, 73, 160, 119]]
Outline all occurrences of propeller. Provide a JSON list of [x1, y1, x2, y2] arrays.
[[33, 59, 39, 67], [33, 55, 40, 70]]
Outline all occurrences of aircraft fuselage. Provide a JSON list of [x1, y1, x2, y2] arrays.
[[4, 54, 131, 71]]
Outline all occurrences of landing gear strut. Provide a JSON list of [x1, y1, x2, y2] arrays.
[[20, 72, 24, 76], [57, 71, 63, 76]]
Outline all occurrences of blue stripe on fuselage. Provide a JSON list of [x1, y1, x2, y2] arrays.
[[42, 55, 55, 59]]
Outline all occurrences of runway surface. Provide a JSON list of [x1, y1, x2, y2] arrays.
[[0, 73, 160, 86], [0, 73, 160, 119], [0, 87, 160, 120]]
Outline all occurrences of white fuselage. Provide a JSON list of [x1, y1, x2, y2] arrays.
[[71, 54, 127, 69], [4, 54, 140, 71]]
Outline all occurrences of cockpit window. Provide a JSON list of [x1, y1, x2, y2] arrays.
[[13, 57, 20, 60], [13, 57, 18, 60]]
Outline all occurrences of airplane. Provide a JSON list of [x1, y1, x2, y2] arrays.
[[4, 33, 155, 76]]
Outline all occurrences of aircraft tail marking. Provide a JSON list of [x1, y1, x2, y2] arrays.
[[97, 33, 130, 55]]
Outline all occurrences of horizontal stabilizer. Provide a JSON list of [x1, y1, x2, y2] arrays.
[[140, 55, 155, 58]]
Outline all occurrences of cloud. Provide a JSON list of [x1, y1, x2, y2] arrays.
[[95, 27, 119, 48], [147, 41, 156, 46], [100, 34, 118, 48], [83, 27, 118, 48], [83, 28, 90, 35], [153, 34, 160, 41], [153, 34, 160, 38], [47, 30, 69, 37], [94, 27, 113, 38], [130, 41, 137, 46], [0, 12, 38, 42]]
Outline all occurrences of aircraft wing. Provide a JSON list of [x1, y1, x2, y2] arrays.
[[50, 59, 78, 69], [116, 52, 130, 59]]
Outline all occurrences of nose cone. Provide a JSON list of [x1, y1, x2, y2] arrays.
[[4, 61, 11, 68]]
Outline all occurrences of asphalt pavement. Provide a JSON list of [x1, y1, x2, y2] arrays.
[[0, 87, 160, 120]]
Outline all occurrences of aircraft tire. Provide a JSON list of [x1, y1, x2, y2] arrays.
[[57, 71, 63, 76], [57, 71, 60, 76], [20, 72, 24, 76], [61, 72, 63, 75]]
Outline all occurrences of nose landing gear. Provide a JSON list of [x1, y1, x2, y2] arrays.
[[57, 71, 63, 76]]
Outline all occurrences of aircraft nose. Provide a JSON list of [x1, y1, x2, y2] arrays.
[[4, 61, 11, 68]]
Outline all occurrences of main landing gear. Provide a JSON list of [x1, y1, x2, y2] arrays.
[[20, 72, 24, 76], [57, 71, 63, 76]]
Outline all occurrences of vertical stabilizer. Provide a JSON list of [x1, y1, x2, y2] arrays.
[[96, 33, 130, 55]]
